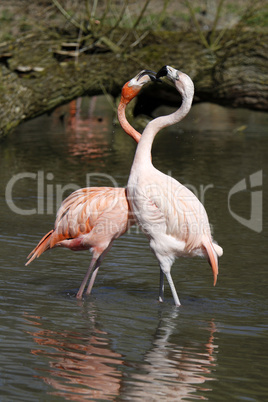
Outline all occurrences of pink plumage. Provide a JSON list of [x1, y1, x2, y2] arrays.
[[26, 70, 156, 299]]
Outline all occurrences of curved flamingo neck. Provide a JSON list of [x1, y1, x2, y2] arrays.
[[117, 98, 141, 144], [131, 80, 194, 167]]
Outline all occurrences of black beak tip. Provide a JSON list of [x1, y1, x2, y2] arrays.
[[149, 74, 162, 83], [156, 65, 168, 79], [138, 70, 162, 83], [138, 69, 156, 80]]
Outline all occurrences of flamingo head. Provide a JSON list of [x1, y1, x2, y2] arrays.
[[157, 65, 194, 100], [121, 70, 158, 105]]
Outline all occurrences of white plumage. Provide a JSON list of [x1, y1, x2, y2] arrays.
[[127, 66, 223, 306]]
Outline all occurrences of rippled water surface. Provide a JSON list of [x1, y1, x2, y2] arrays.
[[0, 96, 267, 401]]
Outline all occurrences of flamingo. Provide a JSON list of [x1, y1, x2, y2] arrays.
[[127, 65, 223, 306], [26, 70, 157, 299]]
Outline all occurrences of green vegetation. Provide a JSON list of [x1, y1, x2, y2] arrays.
[[0, 1, 267, 49], [0, 0, 267, 139]]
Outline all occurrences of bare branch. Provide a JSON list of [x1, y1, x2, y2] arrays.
[[52, 0, 86, 33], [132, 0, 151, 30], [210, 0, 225, 45], [184, 0, 210, 49]]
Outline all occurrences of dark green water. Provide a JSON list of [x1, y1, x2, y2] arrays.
[[0, 96, 267, 401]]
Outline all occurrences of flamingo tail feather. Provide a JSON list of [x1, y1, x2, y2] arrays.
[[202, 237, 219, 286], [25, 230, 54, 266]]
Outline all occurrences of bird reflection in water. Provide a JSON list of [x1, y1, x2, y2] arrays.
[[24, 310, 218, 401], [53, 96, 113, 162], [125, 311, 218, 401], [24, 312, 123, 401]]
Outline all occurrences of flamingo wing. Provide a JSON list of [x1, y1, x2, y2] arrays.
[[26, 187, 129, 263]]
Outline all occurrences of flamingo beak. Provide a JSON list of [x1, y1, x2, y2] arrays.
[[137, 70, 161, 83], [156, 65, 168, 79]]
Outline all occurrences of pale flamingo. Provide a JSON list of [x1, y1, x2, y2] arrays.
[[26, 70, 157, 299], [127, 65, 223, 306]]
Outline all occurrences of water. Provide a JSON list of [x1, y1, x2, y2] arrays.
[[0, 96, 267, 401]]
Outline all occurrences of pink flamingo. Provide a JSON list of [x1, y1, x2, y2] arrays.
[[127, 65, 223, 306], [26, 70, 157, 299]]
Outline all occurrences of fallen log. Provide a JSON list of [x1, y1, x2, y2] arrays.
[[0, 28, 267, 139]]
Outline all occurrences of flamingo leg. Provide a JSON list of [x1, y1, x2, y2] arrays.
[[76, 256, 98, 299], [164, 271, 181, 307], [85, 266, 99, 296], [85, 241, 114, 296], [159, 268, 164, 302]]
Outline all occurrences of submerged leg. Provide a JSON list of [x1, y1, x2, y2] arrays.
[[165, 271, 181, 307], [154, 252, 179, 306], [85, 266, 99, 296], [159, 268, 164, 302], [85, 241, 114, 296], [76, 256, 98, 299]]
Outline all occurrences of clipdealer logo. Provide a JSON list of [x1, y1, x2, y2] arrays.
[[228, 170, 263, 233], [5, 171, 118, 215], [5, 170, 263, 233]]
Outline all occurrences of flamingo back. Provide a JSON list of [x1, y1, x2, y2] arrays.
[[50, 187, 131, 248]]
